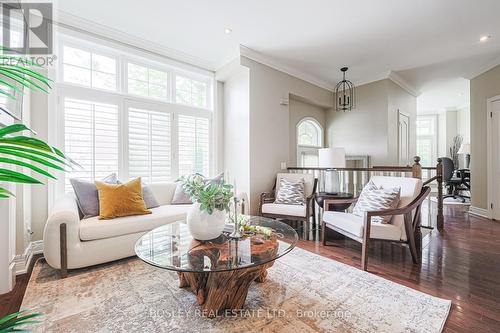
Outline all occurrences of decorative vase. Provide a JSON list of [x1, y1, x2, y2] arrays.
[[187, 202, 227, 240]]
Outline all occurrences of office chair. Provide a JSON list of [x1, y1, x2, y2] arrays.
[[440, 157, 470, 202]]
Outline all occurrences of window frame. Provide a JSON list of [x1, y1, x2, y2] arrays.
[[416, 115, 438, 168], [296, 117, 324, 167], [125, 61, 171, 101], [59, 40, 120, 93], [53, 34, 215, 197]]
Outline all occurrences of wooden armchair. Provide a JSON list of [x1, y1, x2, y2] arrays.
[[321, 176, 430, 271], [259, 173, 317, 236]]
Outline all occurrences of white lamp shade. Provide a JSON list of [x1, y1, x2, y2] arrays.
[[318, 148, 346, 168], [457, 143, 470, 155]]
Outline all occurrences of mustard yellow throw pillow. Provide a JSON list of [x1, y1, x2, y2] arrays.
[[95, 177, 151, 220]]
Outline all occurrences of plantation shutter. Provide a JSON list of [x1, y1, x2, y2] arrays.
[[63, 97, 119, 192], [128, 107, 172, 183], [178, 114, 210, 177]]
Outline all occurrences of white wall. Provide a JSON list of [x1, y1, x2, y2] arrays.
[[222, 66, 251, 201], [289, 98, 326, 166], [241, 56, 333, 213], [387, 80, 417, 165], [470, 64, 500, 209]]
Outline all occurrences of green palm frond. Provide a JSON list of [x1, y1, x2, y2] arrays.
[[0, 124, 79, 197], [0, 310, 42, 332], [0, 45, 52, 99]]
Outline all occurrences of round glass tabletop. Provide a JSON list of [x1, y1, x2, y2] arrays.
[[135, 216, 298, 273]]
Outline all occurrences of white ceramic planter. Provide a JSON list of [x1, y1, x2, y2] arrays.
[[187, 203, 227, 240]]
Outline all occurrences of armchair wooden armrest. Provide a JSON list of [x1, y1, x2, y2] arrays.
[[323, 197, 358, 211]]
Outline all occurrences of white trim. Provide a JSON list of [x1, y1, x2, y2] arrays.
[[465, 54, 500, 79], [387, 71, 420, 97], [240, 45, 334, 92], [54, 10, 215, 72], [487, 95, 500, 220], [13, 241, 44, 275], [469, 206, 490, 219]]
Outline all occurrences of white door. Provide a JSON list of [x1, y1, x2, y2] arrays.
[[398, 111, 410, 165], [492, 99, 500, 220]]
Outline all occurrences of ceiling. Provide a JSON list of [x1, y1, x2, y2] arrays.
[[417, 78, 469, 114], [56, 0, 500, 92]]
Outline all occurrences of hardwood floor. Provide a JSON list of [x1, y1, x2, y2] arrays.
[[1, 205, 499, 332], [298, 204, 500, 333]]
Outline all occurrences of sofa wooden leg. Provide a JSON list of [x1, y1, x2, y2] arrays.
[[60, 223, 68, 278]]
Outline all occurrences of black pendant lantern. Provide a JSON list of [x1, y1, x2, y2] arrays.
[[335, 67, 356, 111]]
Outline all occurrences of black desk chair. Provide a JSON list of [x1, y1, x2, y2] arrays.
[[440, 157, 470, 202]]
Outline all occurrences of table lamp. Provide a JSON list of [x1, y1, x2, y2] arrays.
[[318, 148, 346, 194], [457, 143, 470, 169]]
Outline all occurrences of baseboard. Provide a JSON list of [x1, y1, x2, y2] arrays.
[[469, 206, 490, 219], [13, 240, 43, 275]]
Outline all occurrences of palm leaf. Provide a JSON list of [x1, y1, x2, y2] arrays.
[[0, 188, 15, 197], [0, 89, 16, 99], [0, 68, 49, 93], [0, 78, 24, 93], [0, 168, 43, 184], [0, 146, 69, 167], [0, 148, 66, 170], [0, 136, 53, 153], [0, 124, 33, 137], [0, 65, 52, 85], [0, 157, 57, 179], [0, 310, 42, 332]]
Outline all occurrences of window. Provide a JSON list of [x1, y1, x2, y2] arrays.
[[56, 36, 214, 194], [416, 115, 438, 167], [296, 118, 323, 167], [175, 75, 208, 108], [127, 63, 168, 99], [128, 107, 172, 183], [178, 115, 210, 176], [63, 97, 119, 192], [63, 46, 117, 91]]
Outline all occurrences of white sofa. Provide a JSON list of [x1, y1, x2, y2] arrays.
[[43, 182, 191, 271]]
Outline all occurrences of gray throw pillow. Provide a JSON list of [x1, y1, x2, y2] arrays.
[[171, 182, 192, 205], [274, 178, 306, 205], [171, 173, 225, 205], [70, 173, 118, 219], [352, 181, 401, 223], [142, 184, 160, 209]]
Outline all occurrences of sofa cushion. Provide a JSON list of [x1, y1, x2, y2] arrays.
[[79, 204, 191, 241], [142, 184, 160, 209], [261, 203, 306, 217], [323, 211, 403, 241], [70, 173, 119, 218], [275, 178, 306, 205], [352, 181, 401, 223], [96, 178, 151, 220], [147, 182, 178, 206], [171, 182, 192, 204]]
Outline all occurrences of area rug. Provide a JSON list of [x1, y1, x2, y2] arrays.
[[21, 248, 450, 333]]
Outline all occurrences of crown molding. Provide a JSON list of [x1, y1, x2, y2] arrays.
[[387, 71, 420, 97], [464, 54, 500, 80], [53, 10, 216, 72], [239, 45, 335, 92]]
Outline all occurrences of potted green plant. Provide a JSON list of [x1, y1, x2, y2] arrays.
[[179, 174, 233, 240]]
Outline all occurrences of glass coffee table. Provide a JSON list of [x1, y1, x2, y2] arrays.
[[135, 216, 298, 317]]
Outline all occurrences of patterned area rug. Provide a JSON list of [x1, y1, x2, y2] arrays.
[[21, 248, 450, 333]]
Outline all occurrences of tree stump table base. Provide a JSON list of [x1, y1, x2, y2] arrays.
[[178, 261, 274, 318]]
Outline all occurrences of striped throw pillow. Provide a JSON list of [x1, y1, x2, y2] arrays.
[[353, 181, 401, 223], [274, 178, 306, 205]]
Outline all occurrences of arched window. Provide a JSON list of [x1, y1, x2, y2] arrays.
[[296, 118, 323, 167]]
